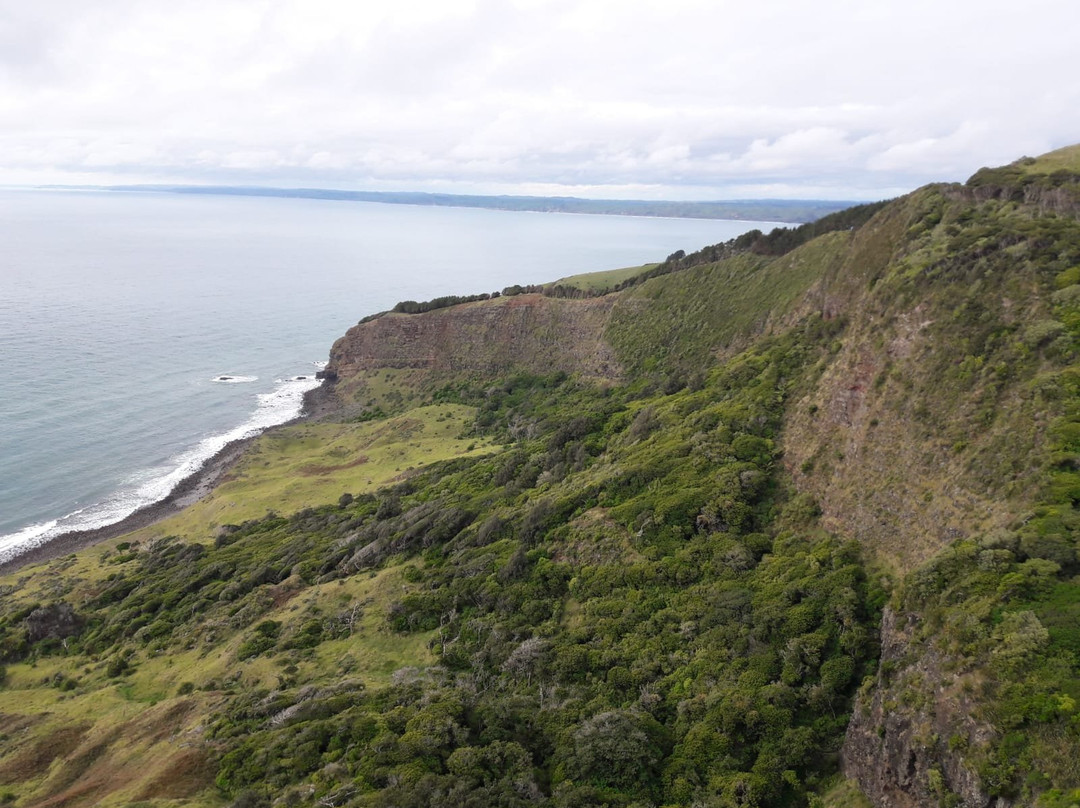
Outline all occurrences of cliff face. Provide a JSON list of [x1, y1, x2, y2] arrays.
[[842, 608, 1007, 808], [324, 293, 622, 406], [799, 170, 1080, 805], [780, 186, 1041, 571]]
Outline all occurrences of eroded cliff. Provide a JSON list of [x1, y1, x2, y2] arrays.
[[323, 292, 622, 409]]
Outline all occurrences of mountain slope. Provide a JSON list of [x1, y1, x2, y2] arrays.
[[1, 148, 1079, 808]]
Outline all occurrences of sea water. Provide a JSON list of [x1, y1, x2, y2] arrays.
[[0, 189, 779, 562]]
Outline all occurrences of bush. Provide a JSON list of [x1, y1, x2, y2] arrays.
[[106, 655, 130, 678], [568, 711, 664, 792]]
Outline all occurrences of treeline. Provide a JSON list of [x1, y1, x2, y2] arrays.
[[386, 283, 597, 318], [392, 293, 499, 314], [967, 157, 1080, 194]]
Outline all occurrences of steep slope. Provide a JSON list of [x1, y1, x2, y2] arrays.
[[324, 293, 622, 413], [595, 159, 1080, 805], [789, 166, 1080, 806], [783, 181, 1066, 569]]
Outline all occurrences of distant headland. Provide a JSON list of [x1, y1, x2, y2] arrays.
[[72, 183, 857, 223]]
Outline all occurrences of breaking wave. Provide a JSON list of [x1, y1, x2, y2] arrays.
[[0, 374, 322, 565]]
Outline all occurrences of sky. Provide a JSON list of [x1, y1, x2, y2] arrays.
[[1, 0, 1077, 201]]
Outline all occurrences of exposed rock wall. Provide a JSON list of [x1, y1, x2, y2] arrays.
[[843, 608, 1007, 808], [326, 293, 622, 384], [781, 183, 1067, 572]]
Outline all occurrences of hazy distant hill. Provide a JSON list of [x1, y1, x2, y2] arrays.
[[102, 184, 857, 223]]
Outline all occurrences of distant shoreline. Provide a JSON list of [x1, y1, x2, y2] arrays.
[[0, 382, 336, 576], [41, 184, 858, 224]]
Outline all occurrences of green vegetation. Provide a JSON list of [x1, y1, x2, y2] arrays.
[[611, 200, 889, 295], [2, 147, 1080, 807], [124, 404, 493, 543], [0, 326, 879, 807], [966, 155, 1080, 202], [608, 234, 850, 376], [549, 264, 658, 293], [392, 293, 500, 314], [820, 778, 874, 808], [982, 145, 1080, 177], [896, 524, 1080, 803], [864, 186, 1080, 800]]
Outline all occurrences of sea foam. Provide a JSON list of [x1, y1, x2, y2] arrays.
[[0, 375, 321, 565], [211, 374, 258, 383]]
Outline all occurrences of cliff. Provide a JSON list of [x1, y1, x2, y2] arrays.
[[324, 293, 622, 408], [842, 607, 1004, 808]]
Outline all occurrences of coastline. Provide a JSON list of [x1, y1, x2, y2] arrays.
[[0, 381, 337, 576]]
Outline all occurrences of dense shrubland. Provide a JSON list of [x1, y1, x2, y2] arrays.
[[0, 323, 881, 807]]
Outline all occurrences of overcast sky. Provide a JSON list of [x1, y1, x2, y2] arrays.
[[1, 0, 1077, 200]]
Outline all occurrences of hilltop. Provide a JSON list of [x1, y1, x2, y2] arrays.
[[1, 147, 1079, 808]]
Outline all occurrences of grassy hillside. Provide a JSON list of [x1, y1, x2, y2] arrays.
[[1008, 144, 1080, 175], [549, 263, 658, 293], [2, 147, 1080, 808]]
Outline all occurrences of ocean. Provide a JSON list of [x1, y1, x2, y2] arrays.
[[0, 189, 778, 562]]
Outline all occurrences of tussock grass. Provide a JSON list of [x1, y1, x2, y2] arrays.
[[821, 777, 873, 807], [126, 403, 492, 543], [607, 231, 851, 374], [1024, 144, 1080, 174]]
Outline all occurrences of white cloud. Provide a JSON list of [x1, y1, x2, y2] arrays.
[[0, 0, 1077, 197]]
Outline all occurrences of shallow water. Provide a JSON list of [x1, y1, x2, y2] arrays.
[[0, 189, 778, 561]]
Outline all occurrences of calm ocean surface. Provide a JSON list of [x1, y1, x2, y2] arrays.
[[0, 189, 777, 561]]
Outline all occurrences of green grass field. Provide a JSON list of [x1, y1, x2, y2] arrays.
[[0, 534, 438, 807], [1025, 143, 1080, 174], [550, 262, 658, 292], [122, 403, 493, 543]]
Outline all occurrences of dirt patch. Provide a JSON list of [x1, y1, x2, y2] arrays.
[[0, 711, 46, 737], [39, 729, 122, 799], [388, 467, 424, 483], [29, 773, 114, 808], [11, 703, 210, 808], [299, 454, 369, 476], [130, 699, 197, 745], [132, 747, 214, 801], [0, 722, 91, 783], [269, 576, 306, 609]]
